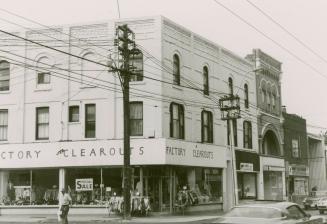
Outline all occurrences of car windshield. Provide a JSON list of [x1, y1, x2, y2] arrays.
[[226, 207, 282, 218]]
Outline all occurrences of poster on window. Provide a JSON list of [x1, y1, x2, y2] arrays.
[[76, 178, 93, 191]]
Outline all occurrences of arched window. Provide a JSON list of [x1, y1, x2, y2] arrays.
[[0, 60, 10, 91], [130, 49, 143, 81], [201, 110, 213, 143], [228, 77, 233, 95], [170, 102, 184, 139], [244, 84, 249, 109], [36, 57, 51, 85], [203, 66, 209, 95], [243, 121, 252, 149], [173, 54, 180, 85]]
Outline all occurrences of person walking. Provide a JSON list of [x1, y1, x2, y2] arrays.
[[58, 187, 72, 224]]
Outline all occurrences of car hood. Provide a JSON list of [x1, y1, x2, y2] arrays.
[[211, 217, 282, 224]]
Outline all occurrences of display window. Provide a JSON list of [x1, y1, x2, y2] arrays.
[[2, 169, 59, 206]]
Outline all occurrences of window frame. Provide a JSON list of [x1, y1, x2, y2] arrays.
[[0, 60, 10, 91], [69, 105, 80, 123], [203, 66, 209, 95], [130, 101, 143, 136], [0, 109, 8, 141], [170, 102, 184, 139], [201, 110, 213, 143], [173, 54, 181, 86], [243, 121, 252, 149], [85, 104, 96, 138], [37, 72, 51, 85], [130, 50, 144, 82], [36, 107, 49, 140]]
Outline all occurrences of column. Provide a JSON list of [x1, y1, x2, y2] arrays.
[[59, 168, 66, 190], [0, 171, 9, 200]]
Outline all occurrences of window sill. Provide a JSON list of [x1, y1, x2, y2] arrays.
[[35, 85, 52, 92], [34, 139, 50, 143], [68, 121, 81, 125], [0, 90, 11, 94], [0, 140, 8, 144], [80, 85, 96, 89]]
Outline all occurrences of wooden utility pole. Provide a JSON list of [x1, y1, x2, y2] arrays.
[[109, 24, 137, 219]]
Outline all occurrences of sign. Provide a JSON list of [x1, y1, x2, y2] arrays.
[[263, 165, 285, 172], [288, 165, 309, 176], [240, 163, 253, 172], [76, 178, 93, 191], [106, 187, 111, 192]]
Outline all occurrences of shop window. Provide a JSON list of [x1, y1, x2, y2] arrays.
[[201, 110, 213, 143], [130, 102, 143, 136], [0, 60, 10, 91], [203, 66, 209, 95], [36, 107, 49, 140], [69, 105, 79, 122], [227, 119, 238, 147], [130, 49, 143, 81], [292, 139, 300, 158], [243, 121, 252, 149], [85, 104, 96, 138], [37, 72, 50, 84], [0, 109, 8, 141], [170, 102, 184, 139], [244, 84, 249, 109], [173, 54, 180, 85], [228, 77, 233, 95]]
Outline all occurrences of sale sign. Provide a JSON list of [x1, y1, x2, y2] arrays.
[[75, 178, 93, 191]]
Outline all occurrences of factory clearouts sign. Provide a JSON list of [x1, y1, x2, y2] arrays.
[[76, 178, 93, 191]]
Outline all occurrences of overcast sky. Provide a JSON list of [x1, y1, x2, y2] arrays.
[[1, 0, 327, 134]]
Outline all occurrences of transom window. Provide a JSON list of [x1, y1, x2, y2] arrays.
[[0, 60, 10, 91], [170, 102, 184, 139], [130, 102, 143, 136], [202, 110, 213, 143], [173, 54, 180, 85], [36, 107, 49, 140]]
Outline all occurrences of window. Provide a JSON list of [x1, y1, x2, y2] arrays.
[[37, 72, 50, 84], [243, 121, 252, 149], [173, 54, 180, 85], [85, 104, 96, 138], [130, 102, 143, 136], [228, 77, 233, 95], [267, 92, 271, 111], [69, 106, 79, 122], [202, 110, 213, 143], [130, 50, 143, 81], [203, 66, 209, 95], [36, 107, 49, 140], [292, 139, 299, 158], [227, 119, 237, 147], [170, 103, 184, 139], [0, 109, 8, 141], [244, 84, 249, 109], [0, 60, 10, 91]]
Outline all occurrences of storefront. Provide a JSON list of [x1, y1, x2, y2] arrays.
[[0, 138, 227, 214], [235, 150, 260, 200], [286, 164, 309, 204]]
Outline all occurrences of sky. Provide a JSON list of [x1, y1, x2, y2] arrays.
[[1, 0, 327, 134]]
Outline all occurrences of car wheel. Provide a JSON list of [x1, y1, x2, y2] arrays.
[[319, 210, 324, 214]]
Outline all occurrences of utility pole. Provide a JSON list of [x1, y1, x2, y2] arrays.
[[219, 94, 241, 208], [109, 24, 138, 219]]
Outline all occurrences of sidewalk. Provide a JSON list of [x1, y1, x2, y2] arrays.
[[0, 211, 222, 223]]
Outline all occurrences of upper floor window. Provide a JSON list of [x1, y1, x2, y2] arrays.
[[292, 139, 299, 158], [228, 77, 233, 95], [227, 119, 237, 147], [130, 50, 143, 82], [0, 60, 10, 91], [202, 110, 213, 143], [37, 57, 51, 85], [69, 105, 80, 122], [243, 121, 252, 149], [203, 66, 209, 95], [244, 84, 249, 109], [173, 54, 180, 85], [36, 107, 49, 140], [130, 102, 143, 136], [170, 102, 184, 139], [272, 93, 276, 111], [0, 109, 8, 141], [37, 72, 51, 84], [85, 104, 96, 138]]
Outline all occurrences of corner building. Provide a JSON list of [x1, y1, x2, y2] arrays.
[[0, 16, 258, 214]]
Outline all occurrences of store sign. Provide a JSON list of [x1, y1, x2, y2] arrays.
[[76, 178, 93, 191], [288, 165, 309, 176], [263, 165, 285, 172], [240, 163, 253, 172]]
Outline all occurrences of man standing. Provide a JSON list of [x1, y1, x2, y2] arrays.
[[58, 187, 72, 224]]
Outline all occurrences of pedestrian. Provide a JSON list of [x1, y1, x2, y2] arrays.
[[58, 187, 72, 224]]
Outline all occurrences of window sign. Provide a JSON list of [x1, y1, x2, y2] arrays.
[[76, 178, 93, 191]]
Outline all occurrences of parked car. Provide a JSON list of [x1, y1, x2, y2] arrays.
[[210, 202, 323, 224], [317, 197, 327, 214], [303, 191, 327, 210]]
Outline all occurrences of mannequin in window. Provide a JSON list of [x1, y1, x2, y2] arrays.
[[7, 181, 15, 202]]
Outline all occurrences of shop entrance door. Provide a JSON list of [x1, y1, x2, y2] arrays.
[[237, 172, 257, 199]]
